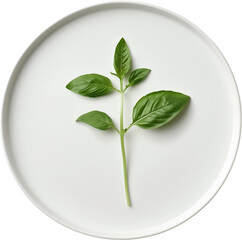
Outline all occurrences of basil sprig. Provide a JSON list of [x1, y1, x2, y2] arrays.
[[66, 38, 190, 206]]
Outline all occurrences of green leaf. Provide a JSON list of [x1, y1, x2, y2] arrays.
[[132, 91, 190, 129], [114, 38, 131, 79], [128, 68, 151, 86], [66, 74, 114, 97], [76, 111, 114, 130]]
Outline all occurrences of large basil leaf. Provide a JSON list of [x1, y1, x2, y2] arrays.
[[66, 74, 114, 97], [128, 68, 151, 86], [114, 38, 131, 79], [132, 91, 190, 129], [76, 111, 114, 130]]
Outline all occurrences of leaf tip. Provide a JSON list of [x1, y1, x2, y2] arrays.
[[145, 68, 152, 75], [119, 37, 127, 45], [184, 93, 191, 101], [65, 82, 71, 90], [76, 116, 82, 122], [180, 93, 191, 107]]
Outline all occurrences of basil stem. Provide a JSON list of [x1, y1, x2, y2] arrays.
[[119, 77, 131, 206]]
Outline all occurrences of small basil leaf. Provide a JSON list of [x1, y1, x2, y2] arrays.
[[110, 72, 119, 78], [76, 111, 114, 130], [128, 68, 151, 86], [132, 91, 190, 129], [114, 38, 131, 79], [66, 74, 114, 97]]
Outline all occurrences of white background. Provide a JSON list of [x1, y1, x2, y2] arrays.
[[0, 0, 241, 239]]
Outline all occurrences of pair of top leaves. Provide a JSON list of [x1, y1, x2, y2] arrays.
[[66, 38, 190, 130], [66, 38, 150, 97]]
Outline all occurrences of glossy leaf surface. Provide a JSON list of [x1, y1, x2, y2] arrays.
[[114, 38, 131, 79], [66, 74, 113, 97], [76, 111, 114, 130], [128, 68, 151, 86], [132, 91, 190, 129]]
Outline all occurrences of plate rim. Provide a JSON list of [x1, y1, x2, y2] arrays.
[[1, 1, 241, 239]]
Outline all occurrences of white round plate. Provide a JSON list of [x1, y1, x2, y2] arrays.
[[2, 2, 241, 239]]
